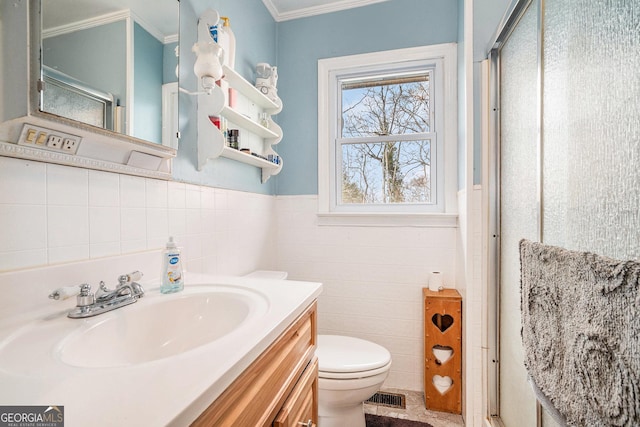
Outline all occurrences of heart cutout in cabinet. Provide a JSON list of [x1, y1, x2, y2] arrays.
[[431, 313, 454, 333], [433, 375, 453, 395], [432, 345, 454, 364]]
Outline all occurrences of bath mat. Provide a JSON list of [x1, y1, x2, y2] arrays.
[[365, 414, 433, 427], [519, 239, 640, 426]]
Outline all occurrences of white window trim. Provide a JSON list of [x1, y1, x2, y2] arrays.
[[318, 43, 458, 226]]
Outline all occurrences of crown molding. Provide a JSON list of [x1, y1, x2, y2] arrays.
[[42, 9, 174, 44], [263, 0, 389, 22], [42, 10, 130, 39]]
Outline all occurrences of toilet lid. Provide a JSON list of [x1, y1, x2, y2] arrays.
[[317, 335, 391, 373]]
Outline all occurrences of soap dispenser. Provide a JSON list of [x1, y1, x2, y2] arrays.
[[161, 236, 184, 294], [219, 16, 236, 69]]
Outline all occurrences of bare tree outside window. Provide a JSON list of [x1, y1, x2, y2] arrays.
[[340, 73, 434, 205]]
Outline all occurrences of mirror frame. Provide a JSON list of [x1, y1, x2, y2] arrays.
[[3, 0, 177, 179]]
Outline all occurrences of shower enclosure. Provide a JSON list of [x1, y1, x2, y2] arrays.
[[488, 0, 640, 425]]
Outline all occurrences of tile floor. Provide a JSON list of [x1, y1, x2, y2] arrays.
[[364, 388, 465, 427]]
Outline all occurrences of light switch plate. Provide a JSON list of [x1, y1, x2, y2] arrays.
[[18, 124, 82, 155]]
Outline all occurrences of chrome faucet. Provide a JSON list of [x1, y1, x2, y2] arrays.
[[95, 273, 144, 302], [49, 271, 145, 319]]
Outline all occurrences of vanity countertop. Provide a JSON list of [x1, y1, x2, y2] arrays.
[[0, 272, 322, 426]]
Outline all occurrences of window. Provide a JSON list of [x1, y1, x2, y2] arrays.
[[318, 44, 458, 223], [340, 71, 435, 205]]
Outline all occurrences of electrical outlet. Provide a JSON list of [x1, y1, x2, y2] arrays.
[[18, 124, 82, 154], [62, 138, 80, 154], [46, 135, 63, 149]]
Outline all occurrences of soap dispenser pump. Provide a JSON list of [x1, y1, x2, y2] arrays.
[[161, 236, 184, 294]]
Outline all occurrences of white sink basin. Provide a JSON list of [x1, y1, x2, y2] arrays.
[[0, 269, 322, 426], [59, 287, 268, 368], [0, 285, 269, 373]]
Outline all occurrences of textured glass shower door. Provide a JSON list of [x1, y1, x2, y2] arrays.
[[498, 4, 539, 426], [541, 2, 640, 422], [542, 0, 640, 260], [493, 0, 640, 425]]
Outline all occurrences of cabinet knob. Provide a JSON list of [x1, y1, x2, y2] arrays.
[[297, 420, 314, 427]]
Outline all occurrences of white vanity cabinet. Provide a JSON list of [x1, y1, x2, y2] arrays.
[[197, 65, 283, 183]]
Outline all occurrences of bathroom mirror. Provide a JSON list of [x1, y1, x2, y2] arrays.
[[39, 0, 179, 148]]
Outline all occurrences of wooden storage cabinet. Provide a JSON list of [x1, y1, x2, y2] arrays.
[[423, 289, 462, 414], [192, 302, 317, 427]]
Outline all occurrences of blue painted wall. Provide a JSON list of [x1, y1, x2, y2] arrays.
[[474, 0, 511, 62], [274, 0, 459, 195], [172, 0, 512, 194], [0, 0, 30, 122], [175, 0, 278, 194], [472, 0, 512, 184], [43, 21, 127, 106], [133, 23, 163, 144], [6, 0, 513, 194], [163, 42, 179, 84]]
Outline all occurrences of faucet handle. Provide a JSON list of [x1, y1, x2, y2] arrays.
[[117, 271, 145, 298], [118, 271, 143, 286], [48, 285, 81, 300]]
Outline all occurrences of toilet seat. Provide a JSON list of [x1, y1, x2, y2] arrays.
[[319, 362, 391, 379], [317, 335, 391, 379]]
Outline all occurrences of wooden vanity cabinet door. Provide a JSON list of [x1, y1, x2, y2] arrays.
[[192, 302, 317, 427], [273, 357, 318, 427]]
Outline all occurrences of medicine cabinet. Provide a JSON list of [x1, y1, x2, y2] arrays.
[[196, 65, 283, 183], [0, 0, 178, 180]]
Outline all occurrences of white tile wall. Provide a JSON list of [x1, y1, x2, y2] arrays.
[[275, 195, 459, 391], [0, 157, 277, 276], [0, 156, 465, 395]]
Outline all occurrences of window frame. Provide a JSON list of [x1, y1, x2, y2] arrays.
[[335, 63, 440, 212], [318, 44, 458, 225]]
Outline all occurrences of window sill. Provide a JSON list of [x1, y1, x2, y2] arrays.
[[316, 212, 458, 227]]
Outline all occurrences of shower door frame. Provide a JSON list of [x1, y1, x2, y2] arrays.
[[486, 0, 544, 425]]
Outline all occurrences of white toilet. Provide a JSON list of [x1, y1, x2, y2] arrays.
[[316, 335, 392, 427], [244, 271, 392, 427]]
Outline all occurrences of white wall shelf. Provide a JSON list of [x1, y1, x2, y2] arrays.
[[220, 146, 279, 168], [221, 106, 279, 139], [197, 61, 283, 183], [222, 66, 281, 113]]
